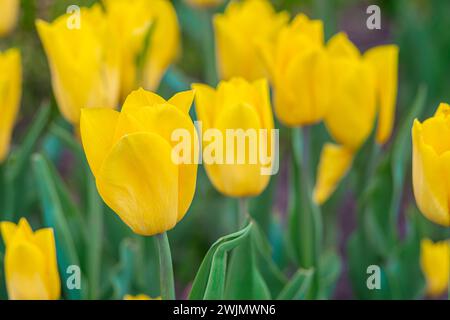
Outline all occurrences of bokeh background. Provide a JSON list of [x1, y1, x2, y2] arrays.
[[0, 0, 449, 299]]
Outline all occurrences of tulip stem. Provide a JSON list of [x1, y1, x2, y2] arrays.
[[238, 198, 249, 228], [156, 232, 175, 300]]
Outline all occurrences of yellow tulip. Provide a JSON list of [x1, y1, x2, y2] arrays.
[[104, 0, 180, 100], [80, 88, 198, 236], [412, 102, 450, 226], [420, 239, 449, 297], [124, 294, 161, 300], [324, 33, 377, 150], [214, 0, 288, 81], [193, 77, 275, 197], [259, 14, 330, 126], [185, 0, 224, 9], [313, 33, 399, 205], [0, 48, 21, 163], [0, 218, 60, 300], [0, 0, 19, 37], [36, 4, 120, 125]]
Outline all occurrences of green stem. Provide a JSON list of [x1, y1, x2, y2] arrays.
[[238, 198, 249, 229], [87, 172, 103, 300], [156, 232, 175, 300], [199, 9, 217, 86]]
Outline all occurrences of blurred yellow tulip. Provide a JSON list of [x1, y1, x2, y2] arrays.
[[185, 0, 224, 9], [0, 48, 21, 163], [0, 0, 19, 37], [313, 143, 353, 204], [412, 102, 450, 226], [214, 0, 288, 81], [193, 77, 275, 197], [259, 14, 330, 126], [80, 88, 198, 236], [104, 0, 180, 100], [0, 218, 60, 300], [420, 239, 449, 297], [36, 5, 120, 125], [124, 294, 161, 300], [313, 33, 399, 205]]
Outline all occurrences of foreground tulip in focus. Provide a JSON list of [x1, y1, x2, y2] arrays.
[[36, 5, 120, 125], [80, 88, 198, 236], [104, 0, 180, 100], [420, 239, 450, 297], [214, 0, 288, 81], [0, 48, 21, 163], [412, 102, 450, 226], [0, 0, 19, 37], [193, 77, 275, 197], [0, 218, 60, 300]]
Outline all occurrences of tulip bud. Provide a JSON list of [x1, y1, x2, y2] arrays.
[[420, 239, 449, 297], [80, 88, 198, 236], [412, 102, 450, 226], [0, 0, 19, 37], [193, 77, 275, 197], [0, 218, 61, 300], [36, 5, 120, 125], [0, 48, 21, 163], [214, 0, 288, 81], [104, 0, 180, 100]]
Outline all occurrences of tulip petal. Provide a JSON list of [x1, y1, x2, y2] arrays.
[[192, 83, 217, 129], [327, 32, 360, 59], [96, 132, 179, 236], [412, 120, 450, 226], [121, 88, 166, 113], [34, 228, 61, 300], [0, 48, 21, 163], [168, 90, 195, 114], [0, 221, 17, 246], [420, 239, 450, 297], [80, 108, 120, 176], [207, 103, 269, 197], [364, 45, 399, 144], [313, 143, 354, 205], [5, 241, 49, 299], [324, 59, 377, 150]]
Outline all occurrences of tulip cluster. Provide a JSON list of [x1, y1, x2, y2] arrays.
[[36, 0, 179, 126]]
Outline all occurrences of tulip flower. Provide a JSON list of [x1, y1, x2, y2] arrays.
[[185, 0, 224, 9], [0, 218, 60, 300], [420, 239, 449, 297], [412, 102, 450, 226], [124, 294, 161, 300], [259, 14, 330, 127], [313, 33, 399, 204], [36, 5, 120, 125], [0, 0, 19, 37], [80, 88, 198, 236], [0, 48, 21, 163], [214, 0, 288, 81], [104, 0, 180, 100], [193, 77, 275, 197]]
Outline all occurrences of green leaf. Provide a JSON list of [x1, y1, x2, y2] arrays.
[[224, 226, 271, 299], [32, 153, 82, 300], [189, 222, 253, 300], [111, 238, 139, 300], [277, 268, 314, 300], [2, 105, 51, 219], [317, 250, 342, 299]]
